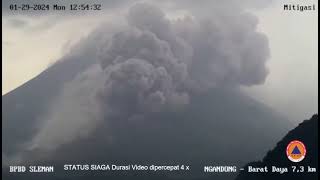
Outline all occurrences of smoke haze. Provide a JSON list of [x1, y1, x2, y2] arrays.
[[28, 2, 271, 153]]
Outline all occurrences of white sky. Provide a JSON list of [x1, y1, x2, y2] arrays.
[[2, 0, 318, 121], [244, 0, 318, 122], [2, 14, 108, 94]]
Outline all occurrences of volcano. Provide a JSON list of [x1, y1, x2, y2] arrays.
[[2, 55, 293, 180]]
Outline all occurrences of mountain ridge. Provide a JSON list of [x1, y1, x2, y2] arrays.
[[235, 114, 318, 180]]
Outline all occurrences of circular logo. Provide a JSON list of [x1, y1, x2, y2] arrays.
[[286, 140, 306, 162]]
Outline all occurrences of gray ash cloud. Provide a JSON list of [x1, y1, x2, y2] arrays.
[[26, 2, 271, 160]]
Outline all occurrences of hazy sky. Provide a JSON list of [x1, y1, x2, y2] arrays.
[[245, 1, 318, 122], [2, 0, 318, 121]]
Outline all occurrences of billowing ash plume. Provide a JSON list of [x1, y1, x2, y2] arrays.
[[30, 3, 270, 152], [30, 65, 105, 150], [96, 3, 269, 117]]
